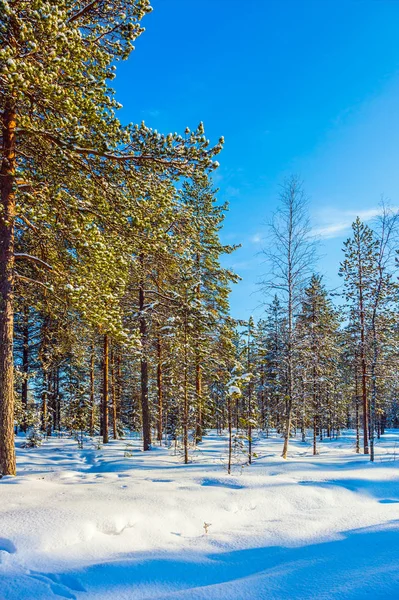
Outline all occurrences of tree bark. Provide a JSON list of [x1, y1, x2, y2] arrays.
[[195, 355, 202, 443], [0, 100, 17, 475], [21, 305, 29, 432], [111, 347, 117, 440], [357, 254, 369, 454], [89, 344, 95, 437], [355, 367, 360, 454], [183, 310, 189, 465], [156, 336, 163, 443], [247, 321, 252, 464], [139, 280, 151, 451], [227, 394, 232, 475], [102, 334, 109, 444]]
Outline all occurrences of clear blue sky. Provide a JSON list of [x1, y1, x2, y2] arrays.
[[114, 0, 399, 319]]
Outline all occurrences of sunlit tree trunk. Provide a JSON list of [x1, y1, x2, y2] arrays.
[[0, 100, 17, 475], [102, 334, 109, 444]]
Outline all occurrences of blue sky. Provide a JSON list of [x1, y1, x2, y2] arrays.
[[115, 0, 399, 319]]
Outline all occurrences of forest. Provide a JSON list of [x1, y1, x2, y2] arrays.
[[0, 1, 398, 478], [1, 2, 399, 599]]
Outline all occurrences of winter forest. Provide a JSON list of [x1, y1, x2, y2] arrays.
[[1, 2, 399, 599]]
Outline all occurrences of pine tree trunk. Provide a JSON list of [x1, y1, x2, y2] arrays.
[[369, 328, 378, 462], [313, 414, 317, 456], [116, 354, 121, 429], [41, 370, 48, 434], [194, 252, 202, 444], [102, 334, 109, 444], [139, 282, 151, 451], [227, 395, 232, 475], [247, 319, 254, 463], [47, 370, 53, 436], [89, 344, 95, 437], [111, 347, 117, 440], [358, 272, 369, 454], [312, 367, 317, 455], [54, 368, 60, 432], [0, 100, 17, 476], [195, 356, 202, 443], [156, 336, 163, 444], [21, 305, 29, 433], [183, 307, 189, 464], [355, 368, 360, 454], [301, 376, 306, 442]]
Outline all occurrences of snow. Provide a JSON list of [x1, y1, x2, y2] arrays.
[[228, 385, 241, 395], [1, 431, 399, 599]]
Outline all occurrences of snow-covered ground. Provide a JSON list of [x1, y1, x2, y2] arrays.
[[1, 430, 399, 600]]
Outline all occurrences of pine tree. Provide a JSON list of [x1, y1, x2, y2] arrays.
[[340, 218, 379, 455], [297, 275, 341, 454]]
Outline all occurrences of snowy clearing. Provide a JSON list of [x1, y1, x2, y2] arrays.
[[1, 431, 399, 600]]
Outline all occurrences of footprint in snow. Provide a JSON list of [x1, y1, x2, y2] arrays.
[[0, 538, 16, 554], [201, 478, 244, 490], [29, 571, 86, 599]]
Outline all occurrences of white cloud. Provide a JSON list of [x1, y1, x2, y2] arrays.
[[312, 207, 383, 239]]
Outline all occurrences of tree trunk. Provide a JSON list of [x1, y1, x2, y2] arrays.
[[54, 367, 60, 432], [355, 367, 360, 454], [370, 327, 378, 462], [195, 355, 202, 443], [41, 370, 48, 434], [301, 377, 306, 442], [139, 282, 151, 451], [358, 262, 369, 454], [313, 367, 317, 455], [116, 353, 121, 429], [89, 344, 95, 437], [111, 347, 117, 440], [156, 336, 163, 444], [102, 334, 109, 444], [0, 100, 17, 476], [21, 305, 29, 433], [183, 308, 189, 464], [227, 394, 232, 475], [46, 370, 53, 437], [282, 278, 293, 459]]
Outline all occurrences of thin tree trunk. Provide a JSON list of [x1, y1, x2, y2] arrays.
[[139, 280, 151, 451], [183, 309, 189, 464], [358, 260, 369, 454], [227, 394, 232, 475], [116, 353, 121, 427], [111, 347, 117, 440], [0, 100, 17, 475], [54, 367, 60, 431], [195, 355, 202, 443], [102, 334, 109, 444], [41, 370, 48, 434], [156, 336, 163, 444], [313, 367, 317, 455], [282, 274, 293, 459], [21, 305, 29, 433], [47, 370, 53, 437], [355, 367, 360, 454], [370, 315, 380, 462], [89, 344, 95, 437], [247, 321, 252, 464]]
